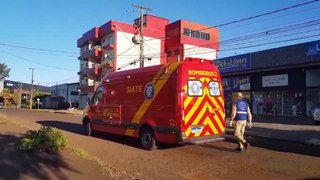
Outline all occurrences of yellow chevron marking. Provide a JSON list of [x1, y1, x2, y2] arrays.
[[125, 62, 180, 136], [192, 101, 209, 126], [211, 98, 225, 132], [184, 96, 203, 122], [207, 117, 219, 134], [185, 127, 191, 137], [184, 96, 193, 109], [205, 130, 210, 136], [183, 76, 227, 137]]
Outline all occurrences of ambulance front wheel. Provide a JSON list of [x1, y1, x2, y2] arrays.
[[140, 127, 157, 150]]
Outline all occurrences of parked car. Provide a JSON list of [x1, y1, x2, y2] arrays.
[[312, 104, 320, 125]]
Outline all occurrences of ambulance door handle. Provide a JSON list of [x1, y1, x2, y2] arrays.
[[206, 107, 215, 116]]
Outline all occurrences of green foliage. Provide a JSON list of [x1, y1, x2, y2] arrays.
[[19, 126, 67, 152], [0, 63, 10, 80]]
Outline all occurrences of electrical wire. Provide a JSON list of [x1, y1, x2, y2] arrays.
[[144, 0, 320, 42], [0, 42, 78, 55], [0, 50, 78, 71]]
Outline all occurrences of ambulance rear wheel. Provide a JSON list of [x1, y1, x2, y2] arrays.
[[140, 127, 157, 150]]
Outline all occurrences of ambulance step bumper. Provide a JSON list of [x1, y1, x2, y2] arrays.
[[182, 136, 225, 145]]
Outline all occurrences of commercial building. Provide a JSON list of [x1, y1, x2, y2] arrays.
[[77, 14, 219, 109], [49, 83, 80, 109], [1, 80, 50, 108], [214, 40, 320, 117]]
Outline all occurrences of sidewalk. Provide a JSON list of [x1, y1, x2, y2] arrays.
[[225, 116, 320, 146], [29, 108, 84, 116]]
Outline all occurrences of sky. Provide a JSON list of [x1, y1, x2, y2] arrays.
[[0, 0, 319, 86]]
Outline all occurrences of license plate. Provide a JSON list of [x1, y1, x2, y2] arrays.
[[191, 127, 202, 134]]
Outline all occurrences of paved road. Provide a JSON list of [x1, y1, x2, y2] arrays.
[[1, 108, 320, 180]]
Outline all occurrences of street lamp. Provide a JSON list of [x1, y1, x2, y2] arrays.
[[37, 98, 40, 109]]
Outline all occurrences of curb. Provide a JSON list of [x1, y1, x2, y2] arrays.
[[28, 109, 83, 116], [225, 128, 320, 146]]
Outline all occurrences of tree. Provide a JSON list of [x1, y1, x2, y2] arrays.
[[0, 62, 10, 80]]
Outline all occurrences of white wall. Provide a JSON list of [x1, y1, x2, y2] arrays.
[[183, 44, 217, 60], [67, 83, 79, 104], [0, 79, 4, 93], [50, 84, 68, 98], [116, 31, 161, 71]]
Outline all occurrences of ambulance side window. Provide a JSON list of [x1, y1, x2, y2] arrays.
[[91, 86, 104, 105]]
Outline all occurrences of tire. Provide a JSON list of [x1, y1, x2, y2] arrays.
[[140, 127, 157, 150], [84, 121, 93, 136]]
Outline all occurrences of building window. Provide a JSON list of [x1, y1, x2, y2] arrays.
[[71, 91, 79, 96], [183, 28, 210, 41]]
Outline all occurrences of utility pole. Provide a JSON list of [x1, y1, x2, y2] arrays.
[[132, 3, 151, 68], [29, 68, 34, 109], [18, 81, 22, 109]]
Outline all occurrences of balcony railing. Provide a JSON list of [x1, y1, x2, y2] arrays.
[[78, 48, 102, 62]]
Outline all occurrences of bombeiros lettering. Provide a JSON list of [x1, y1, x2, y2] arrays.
[[188, 70, 217, 77]]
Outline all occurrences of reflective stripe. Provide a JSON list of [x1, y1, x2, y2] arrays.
[[236, 111, 247, 114]]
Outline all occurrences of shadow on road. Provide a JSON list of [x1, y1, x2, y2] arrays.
[[252, 115, 315, 125], [37, 120, 84, 135], [37, 120, 178, 150], [0, 134, 80, 179], [224, 134, 320, 157], [199, 143, 239, 153]]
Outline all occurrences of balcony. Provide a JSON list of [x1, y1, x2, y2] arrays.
[[87, 65, 101, 79], [78, 48, 102, 62], [80, 80, 100, 94], [102, 44, 114, 50], [101, 60, 114, 69], [77, 27, 100, 48]]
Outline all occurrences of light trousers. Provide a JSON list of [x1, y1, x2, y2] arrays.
[[234, 120, 247, 149]]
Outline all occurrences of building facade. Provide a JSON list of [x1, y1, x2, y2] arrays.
[[77, 14, 220, 109], [50, 83, 80, 109], [1, 80, 50, 108], [214, 40, 320, 117]]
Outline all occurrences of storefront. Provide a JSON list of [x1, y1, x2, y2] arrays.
[[216, 40, 320, 117], [250, 70, 305, 116]]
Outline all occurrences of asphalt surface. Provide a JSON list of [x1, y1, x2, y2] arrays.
[[1, 108, 320, 180], [33, 108, 320, 146]]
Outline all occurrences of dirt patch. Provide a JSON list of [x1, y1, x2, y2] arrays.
[[0, 116, 126, 180]]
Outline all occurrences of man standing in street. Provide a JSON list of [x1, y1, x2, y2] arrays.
[[230, 92, 253, 152]]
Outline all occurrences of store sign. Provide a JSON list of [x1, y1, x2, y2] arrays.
[[305, 41, 320, 57], [214, 53, 252, 73], [262, 74, 288, 87], [223, 76, 250, 91]]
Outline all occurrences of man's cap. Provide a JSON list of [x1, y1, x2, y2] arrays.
[[237, 92, 243, 98]]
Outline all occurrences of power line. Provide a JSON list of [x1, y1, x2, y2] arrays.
[[34, 75, 79, 85], [0, 42, 78, 55], [220, 5, 320, 34], [145, 0, 320, 42], [212, 0, 320, 28], [0, 50, 78, 71]]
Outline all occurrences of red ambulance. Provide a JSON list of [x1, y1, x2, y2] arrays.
[[82, 57, 226, 150]]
